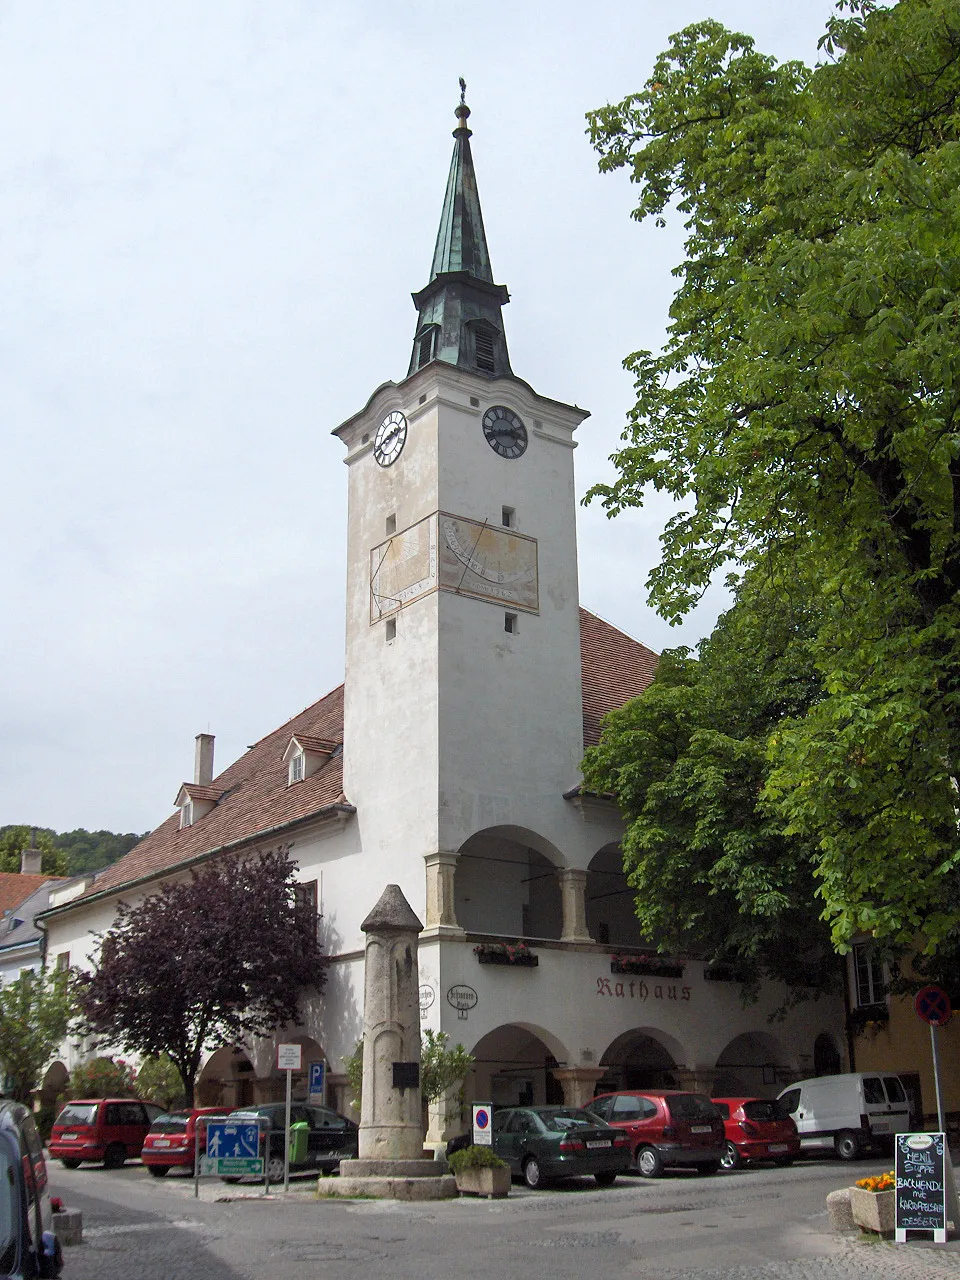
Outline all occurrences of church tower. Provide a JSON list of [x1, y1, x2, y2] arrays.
[[333, 91, 591, 927]]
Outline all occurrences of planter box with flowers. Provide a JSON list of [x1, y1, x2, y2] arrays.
[[847, 1003, 890, 1038], [448, 1145, 511, 1198], [610, 954, 684, 979], [704, 964, 752, 983], [850, 1171, 895, 1235], [474, 941, 538, 967]]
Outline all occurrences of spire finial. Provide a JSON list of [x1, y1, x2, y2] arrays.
[[454, 78, 471, 135], [459, 76, 466, 105]]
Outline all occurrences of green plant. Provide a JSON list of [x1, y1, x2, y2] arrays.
[[134, 1053, 186, 1111], [342, 1030, 474, 1109], [67, 1056, 136, 1098], [448, 1144, 507, 1173]]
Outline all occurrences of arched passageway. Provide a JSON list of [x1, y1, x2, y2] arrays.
[[466, 1024, 568, 1109], [713, 1032, 789, 1098], [455, 830, 562, 939], [598, 1029, 684, 1092], [585, 845, 647, 948], [196, 1046, 257, 1108]]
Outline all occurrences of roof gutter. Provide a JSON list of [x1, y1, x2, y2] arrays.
[[36, 801, 356, 924]]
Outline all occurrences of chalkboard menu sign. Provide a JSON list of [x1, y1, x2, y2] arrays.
[[895, 1132, 947, 1238]]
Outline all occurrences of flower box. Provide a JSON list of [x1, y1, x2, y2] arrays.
[[704, 965, 750, 983], [610, 956, 684, 978], [452, 1164, 511, 1198], [475, 946, 538, 967], [847, 1003, 890, 1037], [850, 1186, 895, 1235]]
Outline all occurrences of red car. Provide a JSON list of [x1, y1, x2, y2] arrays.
[[49, 1098, 165, 1168], [712, 1096, 800, 1170], [141, 1108, 231, 1177], [587, 1090, 725, 1177]]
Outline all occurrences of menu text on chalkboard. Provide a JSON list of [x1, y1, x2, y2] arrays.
[[895, 1132, 946, 1236]]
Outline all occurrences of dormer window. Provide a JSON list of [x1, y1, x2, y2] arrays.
[[283, 734, 339, 786], [180, 800, 194, 829], [173, 782, 223, 828]]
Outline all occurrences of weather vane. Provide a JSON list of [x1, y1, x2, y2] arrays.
[[459, 77, 466, 105]]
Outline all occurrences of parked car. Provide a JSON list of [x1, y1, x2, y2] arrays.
[[777, 1072, 911, 1160], [587, 1090, 725, 1177], [0, 1100, 62, 1278], [223, 1103, 358, 1181], [141, 1107, 232, 1177], [489, 1105, 631, 1189], [712, 1097, 800, 1170], [48, 1097, 165, 1169]]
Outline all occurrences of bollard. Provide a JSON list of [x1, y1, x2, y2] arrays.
[[52, 1209, 83, 1246]]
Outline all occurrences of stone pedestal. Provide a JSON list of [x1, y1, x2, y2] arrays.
[[321, 884, 458, 1201], [553, 1066, 606, 1109]]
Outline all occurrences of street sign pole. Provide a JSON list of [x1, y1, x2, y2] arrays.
[[930, 1022, 946, 1134], [276, 1042, 303, 1194], [914, 985, 951, 1135]]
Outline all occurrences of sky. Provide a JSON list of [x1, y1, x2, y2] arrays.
[[1, 0, 840, 835]]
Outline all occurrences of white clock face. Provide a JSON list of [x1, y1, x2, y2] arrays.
[[374, 410, 407, 467]]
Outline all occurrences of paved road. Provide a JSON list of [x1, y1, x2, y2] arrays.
[[49, 1154, 960, 1280]]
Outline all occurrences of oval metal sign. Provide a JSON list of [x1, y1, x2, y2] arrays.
[[446, 983, 478, 1011]]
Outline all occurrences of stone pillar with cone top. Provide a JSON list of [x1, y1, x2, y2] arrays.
[[331, 885, 456, 1200]]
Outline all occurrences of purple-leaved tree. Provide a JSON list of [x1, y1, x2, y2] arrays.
[[77, 846, 325, 1105]]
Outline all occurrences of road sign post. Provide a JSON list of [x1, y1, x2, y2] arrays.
[[199, 1120, 264, 1196], [308, 1061, 326, 1105], [277, 1042, 303, 1193], [914, 985, 952, 1133], [472, 1102, 492, 1147]]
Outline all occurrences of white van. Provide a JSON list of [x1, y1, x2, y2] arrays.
[[777, 1072, 911, 1160]]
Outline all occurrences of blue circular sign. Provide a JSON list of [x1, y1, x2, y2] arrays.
[[474, 1108, 490, 1130]]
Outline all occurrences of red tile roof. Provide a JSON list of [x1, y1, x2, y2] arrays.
[[60, 611, 657, 907], [0, 873, 66, 916], [579, 606, 659, 746]]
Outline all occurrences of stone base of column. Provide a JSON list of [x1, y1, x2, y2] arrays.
[[419, 924, 466, 941], [322, 1157, 457, 1201], [552, 1066, 607, 1109]]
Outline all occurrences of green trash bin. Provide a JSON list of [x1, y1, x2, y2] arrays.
[[289, 1120, 309, 1166]]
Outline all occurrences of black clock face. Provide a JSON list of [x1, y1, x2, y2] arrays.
[[482, 405, 527, 459], [374, 410, 407, 467]]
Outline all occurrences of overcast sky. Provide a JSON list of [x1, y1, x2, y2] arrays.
[[1, 1, 839, 835]]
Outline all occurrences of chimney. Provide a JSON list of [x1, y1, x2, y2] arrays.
[[20, 828, 42, 876], [194, 734, 215, 786]]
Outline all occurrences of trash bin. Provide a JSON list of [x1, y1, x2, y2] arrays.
[[289, 1121, 309, 1167]]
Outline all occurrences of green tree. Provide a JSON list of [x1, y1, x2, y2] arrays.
[[0, 827, 66, 877], [0, 969, 74, 1103], [134, 1054, 186, 1111], [586, 0, 960, 948], [66, 1056, 136, 1099], [583, 569, 840, 997], [52, 829, 144, 876]]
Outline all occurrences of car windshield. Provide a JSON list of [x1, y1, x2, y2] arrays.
[[149, 1115, 188, 1135], [56, 1103, 98, 1127], [536, 1109, 597, 1132], [666, 1094, 717, 1122], [0, 1149, 15, 1275], [742, 1100, 789, 1122]]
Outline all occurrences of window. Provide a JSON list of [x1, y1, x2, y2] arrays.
[[853, 943, 885, 1006], [612, 1095, 644, 1121], [55, 952, 70, 972], [289, 752, 305, 784], [474, 326, 496, 373], [294, 880, 318, 933], [501, 506, 514, 528], [385, 513, 397, 536], [180, 800, 193, 829], [416, 326, 438, 369], [386, 618, 397, 642], [504, 612, 518, 634]]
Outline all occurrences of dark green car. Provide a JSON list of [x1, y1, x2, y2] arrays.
[[491, 1106, 631, 1189]]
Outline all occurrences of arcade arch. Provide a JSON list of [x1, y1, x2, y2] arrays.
[[455, 829, 562, 939], [585, 844, 647, 948], [196, 1046, 257, 1108], [713, 1031, 790, 1098], [466, 1023, 568, 1109], [39, 1061, 69, 1111], [598, 1028, 685, 1091]]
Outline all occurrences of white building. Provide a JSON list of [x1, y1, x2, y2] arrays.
[[39, 96, 846, 1124]]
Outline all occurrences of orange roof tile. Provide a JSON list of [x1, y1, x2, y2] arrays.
[[57, 611, 657, 908], [0, 873, 66, 916]]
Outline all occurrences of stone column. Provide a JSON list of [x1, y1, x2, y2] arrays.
[[423, 851, 464, 934], [552, 1066, 607, 1110], [559, 868, 592, 943], [358, 884, 424, 1161]]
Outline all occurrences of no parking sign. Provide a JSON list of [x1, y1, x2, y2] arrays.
[[472, 1102, 492, 1147]]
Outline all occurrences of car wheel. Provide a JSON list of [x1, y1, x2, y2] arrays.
[[835, 1130, 863, 1161], [720, 1141, 741, 1171], [146, 1165, 169, 1178], [773, 1156, 795, 1168], [636, 1146, 663, 1178], [59, 1159, 82, 1170], [523, 1156, 544, 1189], [103, 1144, 126, 1169], [696, 1160, 721, 1176], [594, 1171, 617, 1187]]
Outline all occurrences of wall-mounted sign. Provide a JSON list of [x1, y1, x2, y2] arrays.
[[419, 984, 436, 1012], [446, 984, 478, 1020]]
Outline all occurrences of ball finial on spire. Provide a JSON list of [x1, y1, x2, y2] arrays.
[[455, 77, 471, 133]]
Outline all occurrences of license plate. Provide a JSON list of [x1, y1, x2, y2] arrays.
[[873, 1122, 889, 1133], [768, 1144, 788, 1153], [586, 1140, 611, 1149], [61, 1134, 78, 1141], [690, 1126, 712, 1134], [153, 1139, 170, 1148]]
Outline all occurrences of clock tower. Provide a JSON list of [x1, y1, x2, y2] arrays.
[[333, 91, 593, 933]]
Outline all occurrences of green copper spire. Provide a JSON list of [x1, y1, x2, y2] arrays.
[[408, 83, 512, 379]]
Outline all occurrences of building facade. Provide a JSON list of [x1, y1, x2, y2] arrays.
[[39, 96, 846, 1126]]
